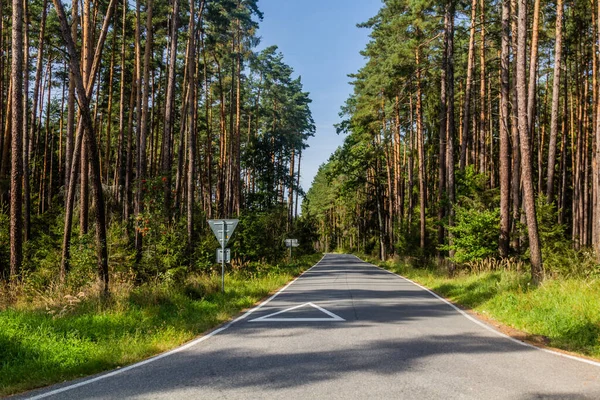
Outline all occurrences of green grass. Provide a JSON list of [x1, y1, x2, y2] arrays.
[[374, 258, 600, 360], [0, 254, 321, 397]]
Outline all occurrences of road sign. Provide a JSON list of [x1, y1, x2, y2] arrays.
[[285, 239, 299, 247], [216, 248, 231, 263], [208, 219, 239, 247], [208, 219, 239, 293]]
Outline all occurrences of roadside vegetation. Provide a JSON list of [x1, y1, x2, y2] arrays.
[[0, 251, 321, 397]]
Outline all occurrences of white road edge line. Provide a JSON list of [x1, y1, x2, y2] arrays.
[[354, 255, 600, 368], [249, 302, 345, 322], [25, 255, 327, 400]]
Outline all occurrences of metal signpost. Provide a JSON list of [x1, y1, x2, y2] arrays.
[[285, 238, 299, 259], [208, 219, 239, 292]]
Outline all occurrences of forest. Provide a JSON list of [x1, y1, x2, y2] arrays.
[[0, 0, 317, 293], [3, 0, 600, 394], [305, 0, 600, 281]]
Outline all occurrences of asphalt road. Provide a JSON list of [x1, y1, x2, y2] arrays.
[[20, 254, 600, 399]]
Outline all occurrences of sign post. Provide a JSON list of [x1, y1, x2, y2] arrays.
[[208, 219, 239, 292], [285, 239, 299, 259], [220, 220, 225, 292]]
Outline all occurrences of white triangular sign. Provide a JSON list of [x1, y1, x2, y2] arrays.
[[249, 302, 345, 322], [208, 219, 239, 247]]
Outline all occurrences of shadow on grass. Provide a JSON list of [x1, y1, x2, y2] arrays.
[[551, 320, 600, 355], [432, 273, 503, 309]]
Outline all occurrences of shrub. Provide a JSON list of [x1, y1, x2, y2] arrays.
[[444, 206, 500, 265]]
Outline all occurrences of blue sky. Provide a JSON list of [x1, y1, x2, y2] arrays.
[[256, 0, 383, 194]]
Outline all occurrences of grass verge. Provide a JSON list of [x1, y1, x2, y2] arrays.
[[0, 253, 322, 397], [364, 256, 600, 360]]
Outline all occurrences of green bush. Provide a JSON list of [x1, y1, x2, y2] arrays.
[[443, 206, 500, 265], [437, 166, 500, 265]]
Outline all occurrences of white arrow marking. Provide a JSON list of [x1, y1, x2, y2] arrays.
[[249, 302, 345, 322]]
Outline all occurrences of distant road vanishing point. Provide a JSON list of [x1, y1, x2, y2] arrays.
[[20, 254, 600, 399]]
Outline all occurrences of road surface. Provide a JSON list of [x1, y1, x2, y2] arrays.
[[20, 254, 600, 399]]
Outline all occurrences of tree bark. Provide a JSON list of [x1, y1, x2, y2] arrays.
[[186, 0, 197, 256], [162, 0, 179, 218], [79, 0, 95, 236], [114, 0, 128, 210], [64, 0, 77, 201], [446, 1, 456, 264], [10, 0, 24, 281], [516, 0, 543, 282], [460, 0, 478, 171], [499, 0, 511, 258], [438, 13, 447, 256], [416, 46, 427, 250], [527, 0, 542, 137], [478, 0, 487, 176], [135, 0, 153, 262], [594, 0, 600, 254], [510, 0, 521, 251], [22, 0, 31, 243]]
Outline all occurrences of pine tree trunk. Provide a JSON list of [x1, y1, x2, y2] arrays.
[[175, 29, 191, 214], [416, 46, 427, 250], [162, 0, 179, 218], [40, 65, 52, 215], [22, 1, 31, 243], [10, 0, 24, 281], [478, 0, 487, 176], [186, 0, 198, 256], [446, 1, 456, 264], [115, 0, 128, 210], [460, 0, 478, 171], [135, 0, 153, 262], [438, 19, 447, 256], [124, 79, 136, 214], [527, 0, 542, 137], [80, 0, 93, 236], [201, 27, 212, 218], [64, 0, 77, 201], [516, 0, 543, 282], [295, 150, 301, 219], [594, 0, 600, 255], [25, 0, 48, 211], [0, 1, 3, 173], [499, 0, 511, 258], [104, 32, 116, 184], [510, 0, 521, 251], [0, 82, 11, 205], [592, 0, 598, 247], [408, 95, 414, 234], [235, 16, 242, 216]]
